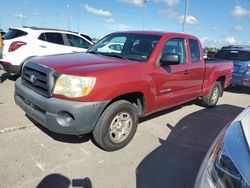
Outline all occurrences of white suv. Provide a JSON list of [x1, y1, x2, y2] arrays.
[[0, 27, 92, 74]]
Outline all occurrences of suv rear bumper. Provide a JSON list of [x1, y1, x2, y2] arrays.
[[0, 61, 21, 74], [15, 78, 109, 135], [231, 72, 250, 87]]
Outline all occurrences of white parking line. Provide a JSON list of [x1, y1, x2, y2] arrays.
[[80, 148, 92, 156], [36, 163, 46, 172]]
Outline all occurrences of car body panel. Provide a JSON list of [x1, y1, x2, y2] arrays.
[[214, 47, 250, 87]]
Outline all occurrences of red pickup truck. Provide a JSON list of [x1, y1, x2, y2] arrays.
[[15, 31, 233, 151]]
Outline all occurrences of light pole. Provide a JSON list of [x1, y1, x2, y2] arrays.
[[182, 0, 189, 32], [142, 0, 149, 30]]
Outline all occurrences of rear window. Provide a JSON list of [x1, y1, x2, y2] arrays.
[[4, 29, 28, 40], [215, 50, 250, 61], [189, 39, 201, 62]]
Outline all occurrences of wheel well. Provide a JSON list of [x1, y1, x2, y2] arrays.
[[216, 76, 225, 96], [108, 92, 145, 117]]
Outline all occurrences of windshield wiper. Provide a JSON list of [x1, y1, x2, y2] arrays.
[[88, 51, 128, 60], [88, 51, 98, 54], [104, 53, 128, 60]]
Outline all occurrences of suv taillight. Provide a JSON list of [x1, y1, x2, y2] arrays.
[[247, 64, 250, 70], [8, 41, 26, 52]]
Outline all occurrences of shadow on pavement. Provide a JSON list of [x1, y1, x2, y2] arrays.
[[27, 115, 91, 144], [225, 85, 250, 94], [37, 174, 92, 188], [136, 104, 243, 188], [0, 72, 19, 83]]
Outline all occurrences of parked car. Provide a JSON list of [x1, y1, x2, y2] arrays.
[[97, 42, 124, 53], [15, 31, 233, 151], [203, 50, 208, 59], [0, 27, 93, 74], [214, 45, 250, 87], [207, 50, 216, 59], [195, 106, 250, 188]]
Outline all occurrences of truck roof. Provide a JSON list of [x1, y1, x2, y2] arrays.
[[111, 30, 198, 38]]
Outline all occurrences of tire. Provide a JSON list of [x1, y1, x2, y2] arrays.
[[93, 100, 139, 151], [201, 82, 222, 107]]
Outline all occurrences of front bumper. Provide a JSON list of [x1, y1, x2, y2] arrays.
[[0, 61, 21, 74], [15, 78, 109, 135]]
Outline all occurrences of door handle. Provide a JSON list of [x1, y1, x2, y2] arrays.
[[39, 45, 47, 48], [184, 70, 189, 75]]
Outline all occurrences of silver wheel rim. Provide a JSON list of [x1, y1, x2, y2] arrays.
[[109, 112, 133, 143], [211, 87, 219, 103]]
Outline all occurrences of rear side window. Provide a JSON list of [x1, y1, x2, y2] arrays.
[[38, 33, 46, 41], [162, 38, 186, 64], [4, 29, 28, 40], [66, 34, 90, 49], [40, 32, 64, 45], [215, 50, 250, 61], [189, 39, 201, 62]]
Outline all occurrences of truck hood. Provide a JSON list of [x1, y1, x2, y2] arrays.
[[30, 52, 140, 75]]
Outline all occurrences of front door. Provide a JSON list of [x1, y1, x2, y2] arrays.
[[153, 37, 202, 112]]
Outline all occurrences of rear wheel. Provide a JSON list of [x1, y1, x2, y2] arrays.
[[93, 100, 139, 151], [202, 82, 222, 107]]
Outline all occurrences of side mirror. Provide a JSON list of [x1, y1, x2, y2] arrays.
[[160, 53, 180, 66]]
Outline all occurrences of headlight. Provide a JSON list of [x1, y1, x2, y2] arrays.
[[207, 126, 250, 188], [53, 74, 96, 98]]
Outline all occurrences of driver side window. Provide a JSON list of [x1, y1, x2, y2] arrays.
[[162, 38, 186, 64]]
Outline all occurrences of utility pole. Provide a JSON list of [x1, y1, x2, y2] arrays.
[[142, 0, 149, 30], [182, 0, 189, 32]]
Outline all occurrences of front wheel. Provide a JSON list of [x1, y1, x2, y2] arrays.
[[93, 100, 139, 151], [201, 82, 222, 107]]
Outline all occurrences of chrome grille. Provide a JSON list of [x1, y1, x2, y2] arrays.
[[21, 62, 54, 97]]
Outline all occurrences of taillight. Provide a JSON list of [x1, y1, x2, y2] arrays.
[[247, 64, 250, 70], [8, 41, 27, 52]]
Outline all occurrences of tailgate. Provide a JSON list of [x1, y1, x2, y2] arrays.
[[233, 61, 249, 74]]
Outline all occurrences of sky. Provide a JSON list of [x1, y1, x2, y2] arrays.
[[1, 0, 250, 47]]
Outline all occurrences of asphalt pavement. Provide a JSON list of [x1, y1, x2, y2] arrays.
[[0, 70, 249, 188]]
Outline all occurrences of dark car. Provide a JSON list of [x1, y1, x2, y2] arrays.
[[195, 106, 250, 188], [214, 45, 250, 87]]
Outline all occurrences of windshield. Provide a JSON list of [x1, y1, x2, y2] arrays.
[[215, 50, 250, 61], [88, 33, 161, 62]]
